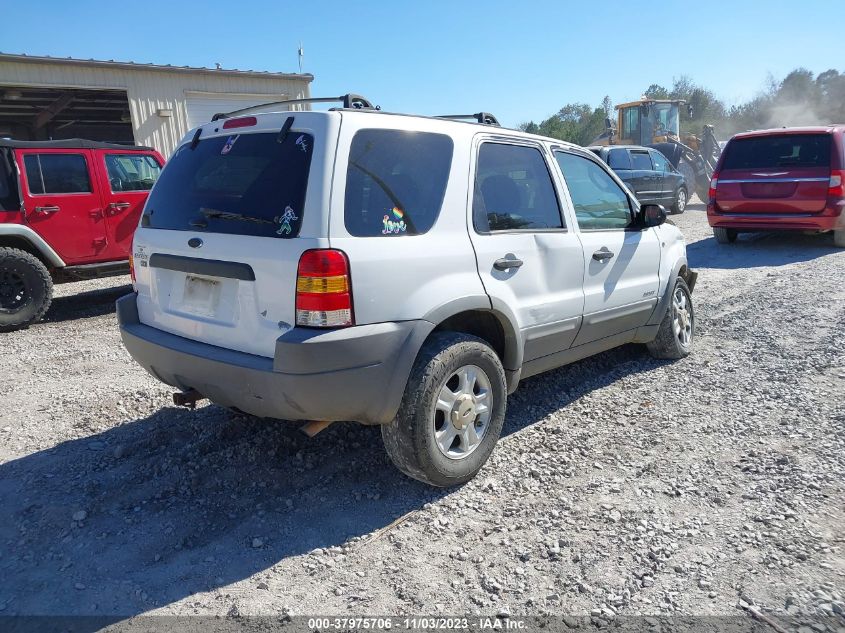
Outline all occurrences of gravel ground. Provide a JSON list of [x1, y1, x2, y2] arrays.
[[1, 202, 843, 626]]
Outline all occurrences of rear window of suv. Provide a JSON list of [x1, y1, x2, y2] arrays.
[[144, 131, 313, 238], [722, 134, 832, 170], [344, 129, 453, 236]]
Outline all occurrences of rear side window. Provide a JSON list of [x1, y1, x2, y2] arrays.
[[144, 131, 312, 238], [630, 151, 653, 170], [650, 150, 670, 171], [106, 154, 161, 192], [607, 148, 632, 170], [24, 154, 91, 194], [473, 143, 563, 232], [344, 129, 453, 237], [723, 134, 832, 170]]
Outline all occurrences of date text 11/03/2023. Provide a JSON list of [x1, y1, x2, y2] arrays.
[[306, 617, 527, 630]]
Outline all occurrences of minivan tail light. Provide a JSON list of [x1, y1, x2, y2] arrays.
[[708, 174, 719, 201], [295, 249, 353, 328], [222, 116, 257, 129], [829, 170, 845, 197]]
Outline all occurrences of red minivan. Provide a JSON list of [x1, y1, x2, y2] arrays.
[[707, 126, 845, 246]]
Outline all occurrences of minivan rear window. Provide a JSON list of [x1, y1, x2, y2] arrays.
[[722, 134, 832, 170], [344, 129, 453, 237], [144, 131, 313, 238]]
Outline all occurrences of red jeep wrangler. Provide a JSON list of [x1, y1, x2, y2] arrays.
[[0, 139, 164, 329]]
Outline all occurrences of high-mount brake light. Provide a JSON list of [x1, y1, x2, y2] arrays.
[[222, 116, 257, 129], [295, 249, 353, 328]]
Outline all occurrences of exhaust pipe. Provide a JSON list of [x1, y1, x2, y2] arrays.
[[173, 389, 204, 409], [300, 420, 334, 437]]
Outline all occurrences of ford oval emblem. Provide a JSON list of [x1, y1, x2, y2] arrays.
[[188, 237, 203, 249]]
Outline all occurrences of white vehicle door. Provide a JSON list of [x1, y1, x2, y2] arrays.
[[469, 139, 585, 365], [553, 149, 661, 347]]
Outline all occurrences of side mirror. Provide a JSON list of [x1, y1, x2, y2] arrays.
[[636, 203, 666, 228]]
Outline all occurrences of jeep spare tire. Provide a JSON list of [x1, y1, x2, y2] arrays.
[[0, 247, 53, 330]]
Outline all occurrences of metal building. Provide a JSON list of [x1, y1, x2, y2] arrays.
[[0, 53, 313, 156]]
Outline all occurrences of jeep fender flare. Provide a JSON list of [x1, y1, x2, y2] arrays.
[[0, 225, 65, 267]]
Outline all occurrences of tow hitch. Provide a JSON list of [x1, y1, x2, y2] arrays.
[[173, 389, 204, 409]]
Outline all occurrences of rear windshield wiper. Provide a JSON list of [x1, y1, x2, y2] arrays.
[[198, 208, 275, 225]]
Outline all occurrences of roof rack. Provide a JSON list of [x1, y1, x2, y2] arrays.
[[436, 112, 500, 126], [211, 94, 376, 121]]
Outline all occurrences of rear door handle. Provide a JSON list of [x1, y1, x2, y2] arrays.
[[493, 257, 523, 271], [108, 202, 131, 215], [592, 248, 615, 262], [34, 205, 60, 214]]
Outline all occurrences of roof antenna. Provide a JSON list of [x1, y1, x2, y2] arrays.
[[297, 42, 304, 74]]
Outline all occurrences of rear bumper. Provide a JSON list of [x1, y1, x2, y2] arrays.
[[707, 200, 845, 232], [117, 293, 433, 425]]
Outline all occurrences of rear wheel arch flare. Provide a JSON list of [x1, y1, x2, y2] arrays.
[[429, 308, 518, 370]]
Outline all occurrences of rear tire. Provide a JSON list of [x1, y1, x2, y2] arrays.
[[671, 187, 688, 214], [834, 229, 845, 248], [713, 227, 737, 244], [381, 332, 506, 487], [647, 278, 694, 360], [0, 247, 53, 331]]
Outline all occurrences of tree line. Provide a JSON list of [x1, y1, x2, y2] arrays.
[[519, 68, 845, 144]]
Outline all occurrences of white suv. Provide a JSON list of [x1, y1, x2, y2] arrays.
[[119, 96, 697, 487]]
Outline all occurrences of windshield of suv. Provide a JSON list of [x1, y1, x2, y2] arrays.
[[722, 134, 832, 170], [143, 131, 313, 238]]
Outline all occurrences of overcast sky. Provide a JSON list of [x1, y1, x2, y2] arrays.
[[2, 0, 837, 127]]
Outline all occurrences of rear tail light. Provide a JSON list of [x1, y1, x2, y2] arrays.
[[295, 249, 353, 327], [708, 173, 719, 201], [129, 253, 135, 285], [829, 170, 845, 197]]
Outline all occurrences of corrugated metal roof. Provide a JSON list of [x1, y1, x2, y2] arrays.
[[0, 52, 314, 82]]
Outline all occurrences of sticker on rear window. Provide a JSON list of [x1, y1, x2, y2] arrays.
[[295, 134, 308, 154], [382, 206, 407, 235], [275, 205, 299, 235], [221, 135, 239, 155]]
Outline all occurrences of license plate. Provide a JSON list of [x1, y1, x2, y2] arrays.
[[182, 275, 220, 317]]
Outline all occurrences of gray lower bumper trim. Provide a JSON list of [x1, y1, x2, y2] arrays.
[[117, 294, 433, 424]]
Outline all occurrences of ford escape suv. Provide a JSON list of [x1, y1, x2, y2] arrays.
[[707, 126, 845, 246], [118, 96, 698, 487]]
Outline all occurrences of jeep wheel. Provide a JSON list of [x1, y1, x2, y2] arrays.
[[647, 278, 694, 360], [0, 248, 53, 331], [670, 188, 687, 215], [713, 227, 737, 244], [381, 332, 506, 487]]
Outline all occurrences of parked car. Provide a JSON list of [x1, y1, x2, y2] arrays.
[[0, 139, 164, 329], [118, 97, 697, 487], [707, 126, 845, 246], [588, 145, 688, 214]]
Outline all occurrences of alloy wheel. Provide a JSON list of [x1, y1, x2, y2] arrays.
[[432, 364, 493, 460], [0, 268, 27, 312], [672, 286, 693, 348]]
